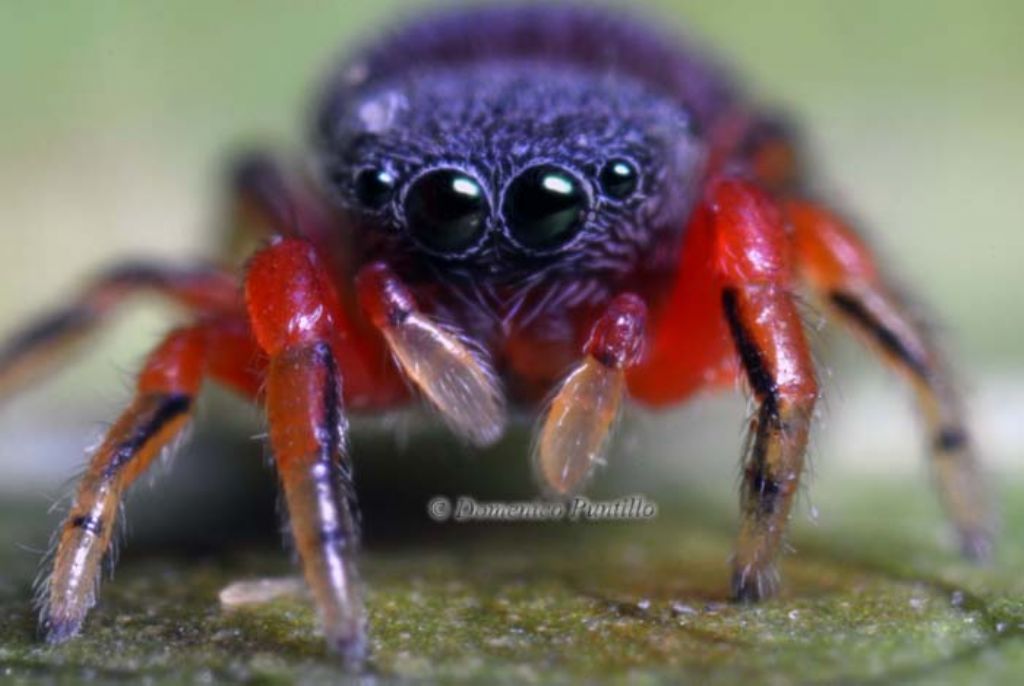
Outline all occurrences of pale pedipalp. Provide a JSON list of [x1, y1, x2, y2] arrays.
[[534, 354, 627, 496], [380, 313, 506, 447]]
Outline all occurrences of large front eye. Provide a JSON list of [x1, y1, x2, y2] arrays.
[[405, 169, 488, 253], [504, 165, 588, 249]]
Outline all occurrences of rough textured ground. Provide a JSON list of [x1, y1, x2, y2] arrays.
[[1, 466, 1022, 685]]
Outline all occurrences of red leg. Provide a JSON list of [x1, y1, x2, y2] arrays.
[[534, 294, 647, 495], [0, 149, 343, 401], [787, 200, 993, 559], [730, 117, 991, 557], [245, 239, 406, 668], [248, 255, 506, 669], [713, 180, 819, 600], [632, 178, 819, 601], [0, 261, 240, 399], [42, 317, 263, 642]]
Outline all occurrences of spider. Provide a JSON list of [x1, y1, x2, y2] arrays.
[[0, 3, 990, 670]]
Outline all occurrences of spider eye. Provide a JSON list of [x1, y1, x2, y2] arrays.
[[598, 158, 639, 199], [405, 169, 488, 253], [355, 168, 397, 209], [505, 165, 588, 249]]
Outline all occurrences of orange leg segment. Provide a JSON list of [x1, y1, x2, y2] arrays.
[[245, 238, 376, 668], [42, 317, 263, 643], [0, 262, 240, 400], [710, 180, 819, 601], [787, 200, 993, 559], [266, 341, 364, 667], [634, 178, 818, 601]]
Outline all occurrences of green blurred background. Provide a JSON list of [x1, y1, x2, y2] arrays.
[[0, 1, 1023, 682]]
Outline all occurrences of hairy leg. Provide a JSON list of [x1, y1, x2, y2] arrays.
[[0, 150, 339, 400], [788, 200, 993, 559], [632, 178, 818, 599], [703, 180, 820, 601], [0, 262, 239, 399], [733, 114, 990, 557], [245, 238, 372, 667], [42, 317, 262, 641]]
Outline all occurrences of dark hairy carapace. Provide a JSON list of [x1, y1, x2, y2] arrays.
[[0, 3, 990, 670], [314, 5, 725, 400]]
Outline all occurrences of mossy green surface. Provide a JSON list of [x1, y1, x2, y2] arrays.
[[1, 477, 1022, 685]]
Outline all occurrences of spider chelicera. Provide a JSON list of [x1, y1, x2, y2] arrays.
[[0, 3, 990, 669]]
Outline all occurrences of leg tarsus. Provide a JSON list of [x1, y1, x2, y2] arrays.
[[731, 561, 781, 604], [42, 329, 204, 642]]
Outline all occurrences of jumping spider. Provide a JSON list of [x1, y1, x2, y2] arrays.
[[0, 3, 990, 669]]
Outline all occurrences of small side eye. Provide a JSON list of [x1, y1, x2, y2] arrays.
[[505, 165, 588, 250], [405, 169, 489, 254], [355, 168, 397, 209], [598, 158, 640, 199]]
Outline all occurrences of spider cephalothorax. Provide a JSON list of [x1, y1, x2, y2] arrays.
[[318, 64, 701, 289], [0, 2, 990, 672]]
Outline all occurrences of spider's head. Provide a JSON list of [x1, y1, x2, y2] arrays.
[[314, 63, 703, 284]]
